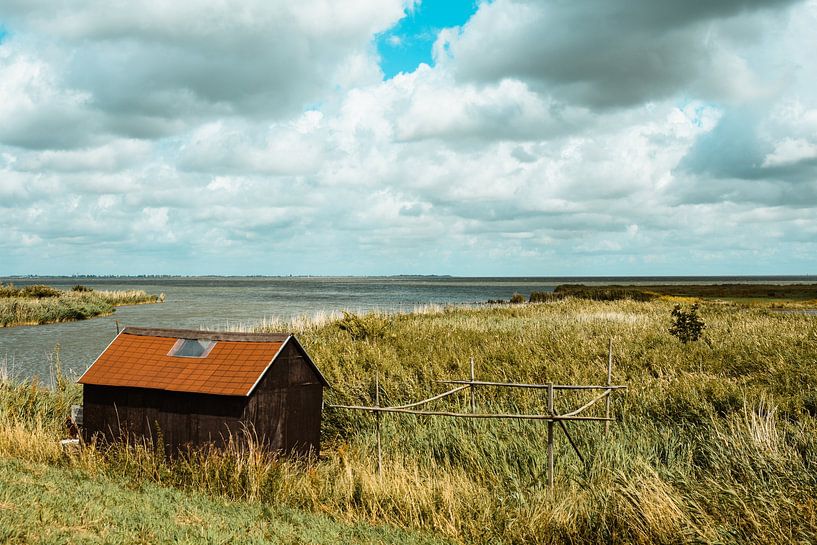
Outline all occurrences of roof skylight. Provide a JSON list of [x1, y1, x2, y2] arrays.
[[169, 338, 216, 358]]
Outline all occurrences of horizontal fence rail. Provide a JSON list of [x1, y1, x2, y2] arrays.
[[327, 404, 618, 421], [435, 380, 628, 391], [328, 338, 625, 489]]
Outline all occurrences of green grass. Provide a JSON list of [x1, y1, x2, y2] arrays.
[[1, 298, 817, 543], [0, 284, 164, 327], [0, 457, 449, 545]]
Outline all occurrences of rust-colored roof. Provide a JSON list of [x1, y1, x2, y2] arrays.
[[78, 327, 292, 396]]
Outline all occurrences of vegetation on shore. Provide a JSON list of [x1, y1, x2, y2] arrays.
[[519, 283, 817, 305], [611, 282, 817, 300], [0, 283, 164, 327], [1, 298, 816, 543]]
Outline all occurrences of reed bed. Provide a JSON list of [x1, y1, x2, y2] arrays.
[[1, 299, 816, 543], [0, 286, 163, 327]]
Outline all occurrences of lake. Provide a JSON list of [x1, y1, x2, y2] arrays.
[[1, 275, 812, 380]]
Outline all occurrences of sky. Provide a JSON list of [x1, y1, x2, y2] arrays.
[[1, 0, 816, 276]]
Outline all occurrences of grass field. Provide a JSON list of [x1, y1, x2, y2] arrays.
[[1, 297, 816, 543], [0, 457, 449, 545], [0, 284, 164, 327]]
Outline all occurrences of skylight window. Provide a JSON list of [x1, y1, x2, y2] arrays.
[[169, 338, 216, 358]]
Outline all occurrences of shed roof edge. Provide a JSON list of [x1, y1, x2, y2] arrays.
[[120, 326, 291, 342], [77, 328, 125, 385]]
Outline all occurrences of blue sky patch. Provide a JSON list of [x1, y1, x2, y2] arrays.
[[376, 0, 480, 79]]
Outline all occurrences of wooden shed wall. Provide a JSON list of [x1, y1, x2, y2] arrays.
[[83, 384, 247, 454], [82, 340, 324, 456], [244, 341, 324, 457]]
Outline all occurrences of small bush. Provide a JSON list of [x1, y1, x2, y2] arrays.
[[553, 284, 658, 302], [0, 283, 21, 298], [509, 293, 525, 304], [528, 291, 565, 303], [669, 303, 705, 343], [19, 285, 62, 298], [71, 284, 93, 292], [336, 311, 393, 341]]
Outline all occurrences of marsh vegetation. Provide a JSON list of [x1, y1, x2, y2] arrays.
[[0, 283, 164, 327], [550, 283, 817, 303], [1, 298, 816, 543]]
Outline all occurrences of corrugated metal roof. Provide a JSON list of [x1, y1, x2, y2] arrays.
[[77, 327, 320, 397]]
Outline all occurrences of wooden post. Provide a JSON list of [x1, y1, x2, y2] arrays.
[[115, 320, 120, 334], [469, 357, 476, 413], [605, 338, 613, 435], [547, 382, 554, 490], [375, 373, 382, 478]]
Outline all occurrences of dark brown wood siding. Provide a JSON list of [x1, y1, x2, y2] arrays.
[[83, 384, 247, 454], [244, 341, 324, 456]]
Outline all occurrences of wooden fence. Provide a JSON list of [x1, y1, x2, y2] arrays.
[[329, 339, 626, 488]]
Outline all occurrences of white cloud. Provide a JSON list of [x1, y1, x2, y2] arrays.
[[443, 0, 798, 108], [13, 139, 152, 172], [0, 46, 100, 149], [394, 72, 592, 142], [763, 138, 817, 166], [0, 0, 816, 275], [0, 0, 406, 144], [178, 121, 325, 176]]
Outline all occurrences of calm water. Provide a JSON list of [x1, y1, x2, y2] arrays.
[[1, 275, 813, 380]]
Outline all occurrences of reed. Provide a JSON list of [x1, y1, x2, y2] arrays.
[[0, 286, 163, 327], [0, 299, 815, 543]]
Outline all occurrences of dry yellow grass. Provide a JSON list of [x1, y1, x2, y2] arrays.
[[0, 287, 163, 327], [1, 298, 816, 543]]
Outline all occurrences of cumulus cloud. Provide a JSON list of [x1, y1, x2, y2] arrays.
[[1, 0, 816, 275], [13, 139, 153, 173], [0, 46, 101, 149], [178, 114, 329, 176], [440, 0, 798, 108], [0, 0, 405, 145], [763, 139, 817, 167], [394, 69, 593, 142]]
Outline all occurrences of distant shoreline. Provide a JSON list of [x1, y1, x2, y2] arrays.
[[2, 274, 816, 282]]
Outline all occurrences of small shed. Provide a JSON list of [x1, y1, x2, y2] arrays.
[[77, 326, 329, 456]]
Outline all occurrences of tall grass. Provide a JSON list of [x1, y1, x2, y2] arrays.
[[0, 287, 164, 327], [91, 289, 166, 306], [1, 299, 816, 543]]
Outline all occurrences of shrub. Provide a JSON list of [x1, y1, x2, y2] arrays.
[[19, 285, 61, 298], [669, 303, 705, 343], [71, 284, 93, 292], [553, 284, 658, 302], [0, 283, 20, 298], [509, 293, 525, 304], [528, 291, 565, 303], [336, 311, 393, 341]]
